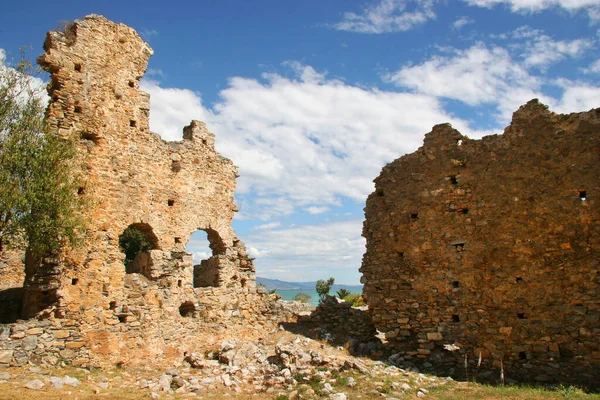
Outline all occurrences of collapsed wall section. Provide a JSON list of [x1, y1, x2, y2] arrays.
[[0, 15, 276, 368], [361, 100, 600, 386]]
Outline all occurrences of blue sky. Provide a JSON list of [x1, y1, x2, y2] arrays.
[[1, 0, 599, 284]]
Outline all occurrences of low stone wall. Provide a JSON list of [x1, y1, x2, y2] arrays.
[[297, 296, 378, 348]]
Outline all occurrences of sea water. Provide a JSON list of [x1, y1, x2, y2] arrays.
[[274, 288, 362, 306]]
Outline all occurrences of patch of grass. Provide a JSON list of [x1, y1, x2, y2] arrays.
[[427, 382, 595, 400], [309, 375, 323, 395], [336, 375, 349, 387]]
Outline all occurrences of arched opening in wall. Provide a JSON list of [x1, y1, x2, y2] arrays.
[[185, 228, 226, 288], [179, 301, 196, 317], [119, 223, 159, 275], [0, 251, 26, 323]]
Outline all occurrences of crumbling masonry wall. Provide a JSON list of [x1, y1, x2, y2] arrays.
[[361, 100, 600, 386], [0, 15, 277, 368]]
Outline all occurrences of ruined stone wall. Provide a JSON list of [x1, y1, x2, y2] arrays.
[[361, 100, 600, 386], [0, 15, 278, 368]]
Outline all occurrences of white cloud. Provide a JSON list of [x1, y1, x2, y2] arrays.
[[247, 247, 268, 258], [305, 206, 331, 215], [385, 43, 541, 112], [253, 222, 281, 230], [555, 83, 600, 112], [143, 62, 476, 221], [453, 16, 474, 30], [507, 26, 595, 70], [582, 59, 600, 73], [192, 251, 210, 263], [0, 48, 49, 108], [246, 220, 366, 284], [333, 0, 436, 34], [462, 0, 600, 20], [140, 79, 210, 141]]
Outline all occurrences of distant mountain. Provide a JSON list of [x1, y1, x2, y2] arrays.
[[256, 277, 362, 292]]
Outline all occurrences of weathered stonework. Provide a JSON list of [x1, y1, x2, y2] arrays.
[[361, 100, 600, 386], [0, 15, 278, 368]]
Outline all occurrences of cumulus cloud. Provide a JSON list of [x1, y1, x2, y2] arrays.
[[384, 36, 598, 121], [384, 42, 542, 115], [142, 62, 477, 220], [245, 220, 366, 284], [507, 26, 595, 70], [140, 79, 210, 141], [555, 83, 600, 112], [0, 48, 49, 106], [333, 0, 436, 34]]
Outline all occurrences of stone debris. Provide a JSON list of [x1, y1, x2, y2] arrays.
[[2, 331, 450, 397], [24, 379, 44, 390]]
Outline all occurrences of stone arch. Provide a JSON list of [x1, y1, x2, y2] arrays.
[[187, 228, 227, 288], [119, 223, 159, 275]]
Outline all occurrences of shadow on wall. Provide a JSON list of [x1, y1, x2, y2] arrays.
[[0, 287, 24, 323]]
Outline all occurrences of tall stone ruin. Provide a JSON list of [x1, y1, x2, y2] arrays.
[[0, 15, 274, 367], [361, 100, 599, 386]]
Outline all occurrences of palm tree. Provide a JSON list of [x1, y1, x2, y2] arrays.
[[336, 288, 351, 299]]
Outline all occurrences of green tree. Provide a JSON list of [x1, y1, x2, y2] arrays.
[[335, 288, 351, 299], [0, 50, 83, 258], [293, 292, 311, 304], [315, 277, 335, 301], [118, 226, 155, 267]]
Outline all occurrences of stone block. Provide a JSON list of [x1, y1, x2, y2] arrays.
[[0, 350, 13, 364]]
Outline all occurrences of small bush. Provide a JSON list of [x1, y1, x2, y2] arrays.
[[294, 293, 311, 303], [343, 293, 365, 307], [119, 225, 154, 265]]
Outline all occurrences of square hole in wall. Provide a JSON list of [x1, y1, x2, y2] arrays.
[[452, 281, 460, 288], [74, 63, 82, 72], [71, 278, 79, 285], [519, 351, 527, 360], [74, 105, 82, 113], [376, 189, 384, 197], [452, 315, 460, 322], [579, 191, 587, 201], [448, 175, 458, 185], [517, 312, 526, 319], [168, 199, 175, 207], [174, 237, 181, 244], [130, 120, 136, 127], [516, 277, 523, 283], [410, 213, 419, 220], [129, 80, 135, 88]]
